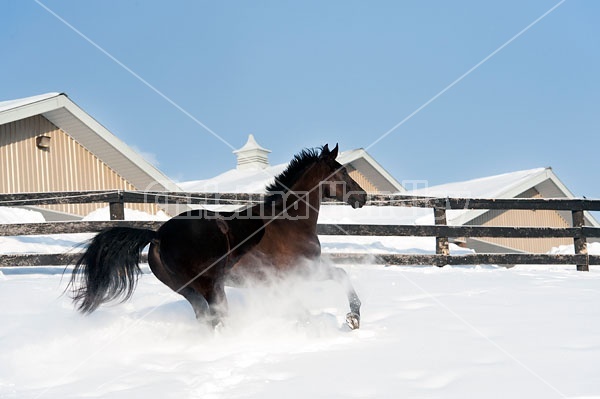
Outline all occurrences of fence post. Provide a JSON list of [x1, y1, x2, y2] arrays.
[[572, 210, 588, 271], [109, 191, 125, 221], [434, 207, 449, 266]]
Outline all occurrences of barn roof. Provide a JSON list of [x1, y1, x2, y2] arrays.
[[179, 142, 404, 194], [411, 167, 599, 227], [337, 148, 405, 193], [0, 92, 181, 193]]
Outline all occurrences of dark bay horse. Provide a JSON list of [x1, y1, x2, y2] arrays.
[[69, 144, 367, 329]]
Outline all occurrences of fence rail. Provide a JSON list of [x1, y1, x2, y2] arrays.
[[3, 252, 599, 268], [3, 190, 600, 210], [1, 190, 599, 270], [2, 221, 600, 240]]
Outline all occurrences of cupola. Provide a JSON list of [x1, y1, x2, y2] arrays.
[[233, 134, 271, 170]]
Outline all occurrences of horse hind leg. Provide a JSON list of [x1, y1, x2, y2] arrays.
[[148, 242, 215, 326]]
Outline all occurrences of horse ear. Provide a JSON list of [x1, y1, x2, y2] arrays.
[[321, 144, 330, 158], [330, 143, 339, 159]]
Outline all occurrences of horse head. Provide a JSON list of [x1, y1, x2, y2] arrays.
[[320, 144, 367, 209]]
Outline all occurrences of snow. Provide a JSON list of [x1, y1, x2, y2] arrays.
[[409, 168, 556, 227], [177, 150, 373, 194], [410, 167, 549, 199], [0, 92, 60, 113], [2, 206, 600, 398], [0, 207, 46, 224], [0, 208, 84, 255], [179, 164, 286, 194], [0, 207, 169, 256], [82, 206, 170, 222], [1, 264, 600, 398], [318, 205, 468, 255], [548, 242, 600, 255]]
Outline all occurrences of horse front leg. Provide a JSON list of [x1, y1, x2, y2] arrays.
[[180, 287, 211, 322], [327, 266, 361, 330], [181, 280, 227, 329], [206, 279, 228, 328]]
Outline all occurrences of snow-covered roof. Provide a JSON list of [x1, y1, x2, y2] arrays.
[[179, 149, 406, 193], [0, 92, 60, 113], [0, 93, 182, 193], [180, 148, 404, 194], [180, 163, 286, 193], [411, 167, 599, 227], [411, 167, 551, 199]]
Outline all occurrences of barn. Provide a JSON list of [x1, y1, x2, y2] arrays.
[[0, 92, 182, 220], [181, 135, 599, 254], [411, 168, 600, 253], [2, 93, 595, 255]]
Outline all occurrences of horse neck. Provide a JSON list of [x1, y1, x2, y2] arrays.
[[282, 166, 327, 227]]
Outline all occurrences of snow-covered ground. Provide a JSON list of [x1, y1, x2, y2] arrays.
[[2, 206, 600, 398], [2, 264, 600, 398]]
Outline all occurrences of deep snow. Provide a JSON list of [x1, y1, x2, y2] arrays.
[[1, 264, 600, 398], [2, 206, 600, 398]]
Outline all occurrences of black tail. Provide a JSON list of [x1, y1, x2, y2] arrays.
[[69, 227, 156, 314]]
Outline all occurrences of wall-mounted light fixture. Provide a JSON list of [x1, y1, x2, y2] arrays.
[[36, 135, 51, 150]]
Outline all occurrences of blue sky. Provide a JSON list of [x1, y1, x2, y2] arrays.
[[2, 1, 599, 198]]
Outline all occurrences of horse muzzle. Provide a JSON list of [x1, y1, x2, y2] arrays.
[[347, 193, 367, 209]]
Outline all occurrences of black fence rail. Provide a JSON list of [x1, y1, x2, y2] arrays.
[[3, 190, 600, 210], [1, 190, 599, 270]]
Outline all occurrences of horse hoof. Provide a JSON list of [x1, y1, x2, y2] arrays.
[[345, 312, 360, 330], [213, 320, 225, 333]]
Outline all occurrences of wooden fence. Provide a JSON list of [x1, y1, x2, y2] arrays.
[[1, 190, 600, 270]]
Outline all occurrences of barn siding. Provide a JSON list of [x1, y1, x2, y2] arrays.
[[467, 189, 572, 253], [348, 169, 379, 194], [0, 115, 159, 216]]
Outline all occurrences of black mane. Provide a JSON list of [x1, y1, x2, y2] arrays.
[[265, 147, 322, 202]]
